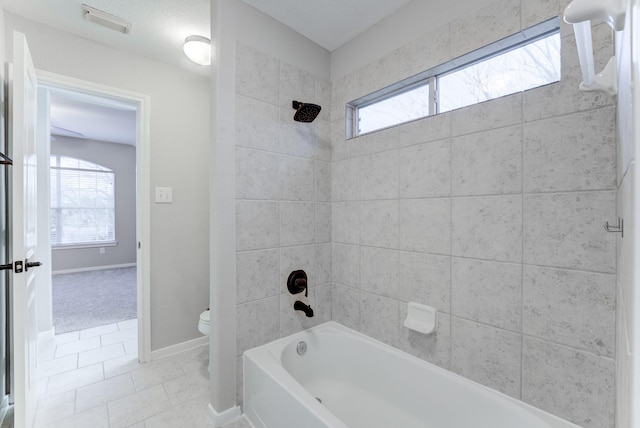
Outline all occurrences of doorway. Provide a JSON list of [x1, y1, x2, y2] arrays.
[[35, 71, 151, 362]]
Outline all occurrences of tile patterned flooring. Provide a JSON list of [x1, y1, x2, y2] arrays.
[[29, 320, 251, 428]]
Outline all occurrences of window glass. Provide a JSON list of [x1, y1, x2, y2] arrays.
[[50, 155, 115, 246], [347, 18, 560, 138], [438, 33, 561, 113], [357, 83, 430, 135]]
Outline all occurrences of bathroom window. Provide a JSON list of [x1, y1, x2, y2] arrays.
[[50, 155, 116, 247], [347, 17, 560, 137]]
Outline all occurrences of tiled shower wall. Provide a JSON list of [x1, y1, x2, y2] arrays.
[[234, 44, 332, 398], [330, 1, 617, 427]]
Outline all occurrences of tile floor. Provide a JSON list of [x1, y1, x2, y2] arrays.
[[27, 319, 251, 428]]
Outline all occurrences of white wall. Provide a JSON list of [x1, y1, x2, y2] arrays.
[[4, 13, 211, 351], [615, 0, 639, 426], [209, 0, 330, 415], [50, 137, 137, 272]]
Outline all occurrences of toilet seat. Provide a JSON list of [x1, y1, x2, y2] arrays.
[[198, 309, 210, 335]]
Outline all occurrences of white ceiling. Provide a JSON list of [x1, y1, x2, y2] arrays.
[[241, 0, 413, 51], [0, 0, 417, 145]]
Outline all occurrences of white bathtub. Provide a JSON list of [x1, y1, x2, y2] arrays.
[[243, 322, 582, 428]]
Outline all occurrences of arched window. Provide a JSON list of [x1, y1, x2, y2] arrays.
[[50, 155, 115, 246]]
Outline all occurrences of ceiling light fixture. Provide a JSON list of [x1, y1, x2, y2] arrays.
[[82, 4, 132, 34], [183, 35, 211, 65]]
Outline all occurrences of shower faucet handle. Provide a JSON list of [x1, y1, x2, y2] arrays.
[[287, 270, 308, 297]]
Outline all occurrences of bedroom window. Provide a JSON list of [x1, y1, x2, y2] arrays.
[[50, 155, 116, 247], [347, 17, 560, 137]]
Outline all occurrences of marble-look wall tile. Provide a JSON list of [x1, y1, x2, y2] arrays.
[[360, 247, 399, 298], [521, 0, 562, 30], [236, 201, 279, 251], [313, 119, 333, 161], [449, 0, 521, 61], [452, 126, 522, 196], [331, 72, 360, 122], [236, 44, 279, 104], [451, 317, 522, 398], [360, 150, 399, 200], [397, 252, 450, 313], [332, 158, 359, 201], [332, 202, 360, 244], [236, 148, 280, 200], [451, 258, 521, 331], [452, 195, 522, 262], [279, 107, 321, 159], [280, 245, 315, 294], [314, 79, 332, 121], [236, 249, 280, 304], [332, 243, 360, 288], [524, 107, 616, 192], [361, 200, 399, 248], [280, 202, 315, 247], [332, 284, 361, 330], [396, 112, 451, 149], [315, 243, 332, 285], [360, 292, 399, 347], [522, 337, 615, 428], [523, 28, 614, 122], [280, 156, 315, 201], [523, 191, 616, 273], [523, 266, 615, 356], [359, 53, 401, 96], [279, 62, 315, 109], [451, 94, 522, 137], [236, 297, 280, 356], [279, 290, 323, 337], [399, 140, 450, 198], [397, 27, 451, 80], [235, 96, 280, 152], [315, 203, 332, 243], [398, 198, 450, 254], [315, 161, 331, 202], [398, 310, 451, 370]]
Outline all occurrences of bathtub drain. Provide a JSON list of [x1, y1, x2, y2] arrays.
[[296, 341, 307, 355]]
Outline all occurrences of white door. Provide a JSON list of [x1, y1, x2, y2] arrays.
[[10, 31, 40, 428]]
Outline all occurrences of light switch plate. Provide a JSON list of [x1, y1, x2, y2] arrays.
[[155, 187, 173, 203]]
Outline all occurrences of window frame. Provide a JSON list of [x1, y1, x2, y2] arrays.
[[347, 17, 560, 138], [50, 155, 117, 249]]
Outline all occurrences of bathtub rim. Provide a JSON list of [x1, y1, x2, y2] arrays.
[[242, 321, 582, 428]]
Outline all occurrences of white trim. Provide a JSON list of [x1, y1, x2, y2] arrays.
[[37, 328, 55, 341], [52, 262, 136, 275], [207, 403, 242, 427], [52, 241, 118, 251], [150, 336, 208, 360], [35, 69, 152, 364]]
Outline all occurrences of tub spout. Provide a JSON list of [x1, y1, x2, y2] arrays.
[[294, 301, 314, 317]]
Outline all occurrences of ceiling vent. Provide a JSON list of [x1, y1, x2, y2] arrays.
[[82, 4, 132, 34]]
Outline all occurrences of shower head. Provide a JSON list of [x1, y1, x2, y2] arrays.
[[292, 101, 321, 123]]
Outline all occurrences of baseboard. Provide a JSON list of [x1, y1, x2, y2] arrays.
[[150, 335, 208, 360], [38, 328, 55, 341], [52, 263, 136, 275], [207, 403, 242, 427]]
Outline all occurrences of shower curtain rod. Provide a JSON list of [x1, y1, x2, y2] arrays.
[[563, 0, 625, 96]]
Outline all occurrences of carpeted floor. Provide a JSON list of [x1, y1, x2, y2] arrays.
[[52, 267, 137, 334]]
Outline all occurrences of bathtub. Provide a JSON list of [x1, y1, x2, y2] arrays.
[[243, 321, 581, 428]]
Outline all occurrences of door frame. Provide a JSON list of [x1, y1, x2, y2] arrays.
[[35, 70, 151, 362]]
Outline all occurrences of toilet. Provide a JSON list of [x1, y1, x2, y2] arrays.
[[198, 309, 210, 335]]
